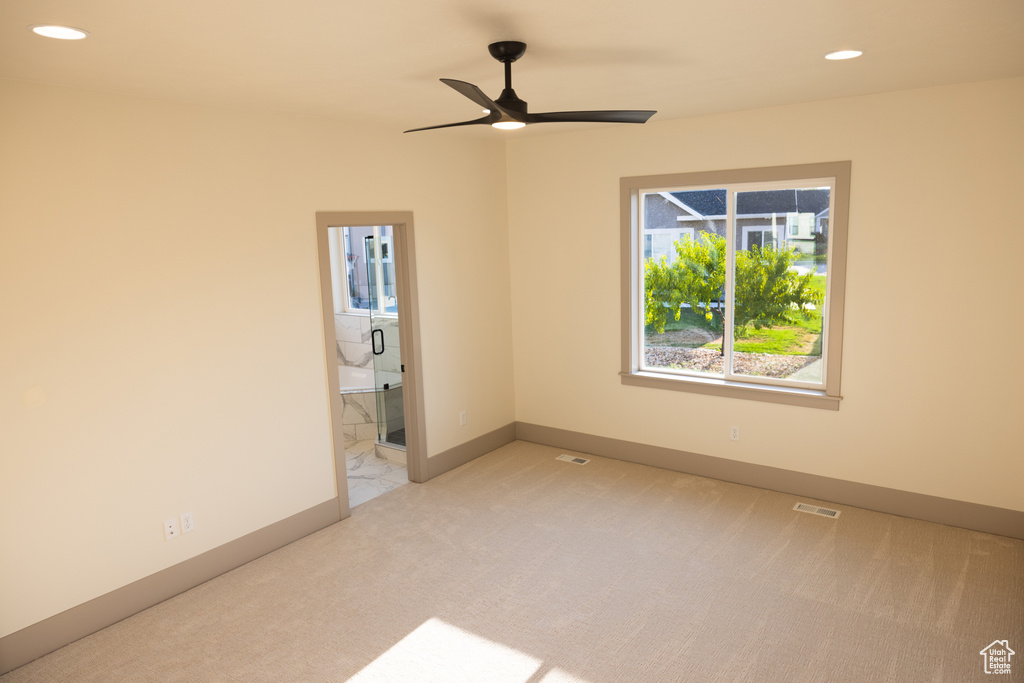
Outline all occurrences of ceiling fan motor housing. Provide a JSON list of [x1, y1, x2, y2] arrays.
[[496, 90, 527, 114], [488, 41, 527, 63]]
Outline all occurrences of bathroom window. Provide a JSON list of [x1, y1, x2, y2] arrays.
[[335, 226, 397, 315]]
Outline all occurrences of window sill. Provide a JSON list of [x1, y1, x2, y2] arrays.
[[620, 371, 841, 410], [339, 310, 399, 319]]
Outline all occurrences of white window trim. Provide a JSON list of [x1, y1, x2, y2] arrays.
[[741, 225, 775, 251], [620, 162, 851, 410], [644, 226, 696, 262], [338, 225, 399, 317], [328, 227, 345, 315]]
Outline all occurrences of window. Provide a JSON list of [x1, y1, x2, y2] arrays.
[[620, 162, 851, 409], [329, 225, 398, 315], [644, 227, 695, 261]]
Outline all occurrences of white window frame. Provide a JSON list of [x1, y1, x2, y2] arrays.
[[620, 162, 851, 410], [644, 227, 695, 262], [741, 225, 776, 251], [335, 225, 398, 317], [786, 212, 800, 237]]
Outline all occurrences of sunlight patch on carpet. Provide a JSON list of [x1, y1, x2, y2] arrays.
[[349, 618, 543, 683]]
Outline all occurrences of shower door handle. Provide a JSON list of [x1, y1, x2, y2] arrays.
[[372, 328, 384, 355]]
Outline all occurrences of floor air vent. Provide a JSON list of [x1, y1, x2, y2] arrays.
[[793, 502, 841, 519], [556, 454, 590, 465]]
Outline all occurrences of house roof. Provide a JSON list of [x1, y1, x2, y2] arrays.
[[670, 190, 728, 217], [737, 189, 831, 216], [669, 189, 831, 218]]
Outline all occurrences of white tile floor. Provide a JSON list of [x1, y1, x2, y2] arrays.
[[346, 439, 409, 507]]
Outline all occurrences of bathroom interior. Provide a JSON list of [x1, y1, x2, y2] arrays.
[[327, 225, 409, 507]]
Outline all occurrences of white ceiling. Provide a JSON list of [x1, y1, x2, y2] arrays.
[[2, 0, 1023, 136]]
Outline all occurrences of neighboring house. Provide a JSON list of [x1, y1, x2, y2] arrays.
[[643, 188, 830, 261]]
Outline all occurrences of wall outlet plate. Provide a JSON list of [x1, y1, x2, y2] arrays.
[[181, 511, 194, 534], [164, 518, 180, 540]]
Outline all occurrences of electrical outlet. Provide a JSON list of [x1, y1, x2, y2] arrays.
[[181, 511, 195, 534], [459, 410, 467, 426], [730, 426, 740, 441], [164, 518, 180, 540]]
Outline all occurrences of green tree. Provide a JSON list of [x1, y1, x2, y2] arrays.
[[644, 254, 680, 334], [645, 232, 726, 334], [733, 244, 820, 334], [644, 234, 821, 352]]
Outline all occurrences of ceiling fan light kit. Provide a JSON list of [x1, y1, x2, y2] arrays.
[[405, 41, 656, 133]]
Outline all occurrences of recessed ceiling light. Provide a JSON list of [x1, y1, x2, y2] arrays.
[[30, 25, 90, 40], [492, 121, 526, 130], [825, 50, 863, 61]]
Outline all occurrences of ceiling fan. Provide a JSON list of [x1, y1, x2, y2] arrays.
[[404, 41, 656, 133]]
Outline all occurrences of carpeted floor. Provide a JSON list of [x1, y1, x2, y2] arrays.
[[4, 441, 1022, 682]]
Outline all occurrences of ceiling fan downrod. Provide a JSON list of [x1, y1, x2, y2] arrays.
[[489, 41, 528, 115]]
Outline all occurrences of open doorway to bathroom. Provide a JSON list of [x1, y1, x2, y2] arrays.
[[315, 212, 426, 515]]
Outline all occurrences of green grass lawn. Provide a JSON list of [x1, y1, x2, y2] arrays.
[[654, 307, 719, 335], [648, 276, 825, 355]]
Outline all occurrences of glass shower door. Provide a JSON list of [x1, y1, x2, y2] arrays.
[[365, 229, 406, 446]]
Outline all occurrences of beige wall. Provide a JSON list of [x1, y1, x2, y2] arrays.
[[0, 79, 515, 637], [507, 78, 1024, 513], [4, 73, 1021, 642]]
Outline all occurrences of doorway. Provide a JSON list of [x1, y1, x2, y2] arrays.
[[315, 212, 426, 516]]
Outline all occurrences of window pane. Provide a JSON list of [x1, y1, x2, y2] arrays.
[[731, 187, 829, 383], [343, 226, 374, 310], [641, 190, 727, 377], [378, 226, 398, 314]]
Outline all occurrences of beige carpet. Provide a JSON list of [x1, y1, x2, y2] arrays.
[[4, 441, 1022, 682]]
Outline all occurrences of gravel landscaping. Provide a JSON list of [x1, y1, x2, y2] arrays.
[[645, 346, 817, 378]]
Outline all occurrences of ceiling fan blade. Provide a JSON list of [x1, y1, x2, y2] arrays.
[[526, 110, 657, 124], [440, 79, 503, 113], [403, 113, 498, 134]]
